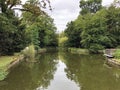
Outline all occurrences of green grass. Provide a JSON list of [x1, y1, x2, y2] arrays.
[[113, 49, 120, 59], [0, 56, 17, 81], [0, 56, 15, 68], [68, 48, 89, 54]]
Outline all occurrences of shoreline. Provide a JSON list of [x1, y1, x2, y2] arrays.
[[0, 55, 24, 81], [107, 58, 120, 67]]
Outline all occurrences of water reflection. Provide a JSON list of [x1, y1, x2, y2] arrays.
[[0, 52, 120, 90], [43, 60, 80, 90], [0, 53, 58, 90], [59, 52, 120, 90]]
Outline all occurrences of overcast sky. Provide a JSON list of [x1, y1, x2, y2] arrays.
[[22, 0, 114, 32], [46, 0, 114, 32]]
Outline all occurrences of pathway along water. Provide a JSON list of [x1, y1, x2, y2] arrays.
[[0, 51, 120, 90]]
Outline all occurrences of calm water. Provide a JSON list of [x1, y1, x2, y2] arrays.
[[0, 52, 120, 90]]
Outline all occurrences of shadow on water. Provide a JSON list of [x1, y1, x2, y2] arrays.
[[0, 51, 120, 90]]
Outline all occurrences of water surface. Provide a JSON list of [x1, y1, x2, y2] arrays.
[[0, 52, 120, 90]]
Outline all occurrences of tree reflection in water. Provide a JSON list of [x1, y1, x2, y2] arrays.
[[0, 52, 58, 90], [1, 52, 120, 90], [59, 52, 120, 90]]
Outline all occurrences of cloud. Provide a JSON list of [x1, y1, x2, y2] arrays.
[[47, 0, 80, 32]]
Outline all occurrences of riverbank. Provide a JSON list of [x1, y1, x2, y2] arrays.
[[0, 48, 48, 81], [68, 48, 89, 54], [67, 48, 104, 54], [107, 58, 120, 67], [104, 49, 120, 67], [0, 55, 17, 81], [0, 53, 25, 81]]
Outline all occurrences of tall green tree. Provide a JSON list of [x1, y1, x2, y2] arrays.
[[0, 14, 17, 55], [22, 11, 58, 48], [106, 5, 120, 47], [65, 21, 81, 48], [81, 10, 113, 53]]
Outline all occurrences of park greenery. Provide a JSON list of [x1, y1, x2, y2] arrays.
[[114, 49, 120, 59], [0, 55, 18, 80], [0, 0, 120, 81], [0, 0, 58, 56], [0, 0, 58, 80], [62, 0, 120, 53]]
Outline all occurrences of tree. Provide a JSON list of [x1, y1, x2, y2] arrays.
[[80, 9, 113, 53], [79, 0, 102, 15], [65, 21, 82, 48], [106, 5, 120, 47], [0, 0, 57, 55], [36, 15, 58, 47], [0, 0, 52, 14], [0, 0, 21, 14], [0, 14, 17, 55], [22, 11, 58, 48]]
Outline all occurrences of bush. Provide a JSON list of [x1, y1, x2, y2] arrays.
[[89, 44, 104, 54], [68, 48, 89, 54], [21, 45, 36, 61], [59, 36, 68, 47], [113, 49, 120, 59]]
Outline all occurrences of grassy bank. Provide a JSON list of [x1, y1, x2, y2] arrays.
[[113, 49, 120, 63], [68, 48, 89, 54], [0, 55, 17, 81]]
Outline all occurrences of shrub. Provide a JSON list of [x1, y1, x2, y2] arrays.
[[21, 45, 36, 61], [88, 44, 104, 54], [59, 36, 68, 47], [113, 49, 120, 59]]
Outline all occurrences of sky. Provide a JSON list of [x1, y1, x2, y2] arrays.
[[22, 0, 114, 33]]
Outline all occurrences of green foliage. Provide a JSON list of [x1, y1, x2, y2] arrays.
[[80, 0, 102, 15], [65, 21, 82, 48], [36, 15, 58, 47], [106, 5, 120, 46], [0, 13, 30, 55], [88, 44, 104, 53], [59, 36, 68, 47], [0, 14, 16, 55], [26, 24, 40, 50], [64, 0, 120, 53], [13, 23, 30, 52], [0, 70, 8, 81], [22, 45, 36, 61], [113, 49, 120, 59], [68, 48, 89, 54], [22, 11, 58, 48], [0, 0, 58, 55], [81, 10, 113, 53]]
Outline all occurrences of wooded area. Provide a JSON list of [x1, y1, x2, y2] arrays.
[[62, 0, 120, 53], [0, 0, 58, 55]]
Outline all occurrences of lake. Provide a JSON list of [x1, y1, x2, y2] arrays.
[[0, 51, 120, 90]]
